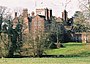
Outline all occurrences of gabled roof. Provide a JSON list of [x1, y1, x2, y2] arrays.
[[56, 17, 63, 23]]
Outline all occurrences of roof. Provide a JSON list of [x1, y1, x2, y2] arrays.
[[56, 17, 63, 23], [32, 14, 45, 19], [38, 15, 45, 18]]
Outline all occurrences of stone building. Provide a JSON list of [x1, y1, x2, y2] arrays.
[[12, 9, 30, 32], [31, 15, 45, 39]]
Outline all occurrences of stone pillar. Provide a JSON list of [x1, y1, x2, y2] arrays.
[[82, 32, 86, 44]]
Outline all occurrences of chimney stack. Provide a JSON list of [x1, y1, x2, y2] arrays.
[[48, 10, 50, 20], [49, 9, 52, 20], [31, 11, 35, 17], [15, 12, 17, 18], [23, 9, 28, 17], [62, 10, 68, 22], [45, 8, 49, 20]]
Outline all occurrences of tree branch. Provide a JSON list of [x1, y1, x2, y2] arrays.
[[78, 0, 90, 11]]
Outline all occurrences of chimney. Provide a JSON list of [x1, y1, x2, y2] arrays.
[[48, 9, 50, 20], [31, 11, 35, 17], [62, 10, 68, 22], [45, 8, 49, 20], [23, 9, 28, 17], [28, 14, 30, 17], [49, 9, 52, 20], [15, 12, 17, 18], [64, 10, 68, 21], [62, 12, 64, 20]]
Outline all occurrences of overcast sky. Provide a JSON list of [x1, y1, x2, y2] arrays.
[[0, 0, 80, 18]]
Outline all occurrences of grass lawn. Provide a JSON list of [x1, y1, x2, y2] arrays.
[[0, 42, 90, 64], [0, 57, 90, 64], [45, 43, 90, 57]]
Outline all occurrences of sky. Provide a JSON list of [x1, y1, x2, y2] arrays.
[[0, 0, 80, 18]]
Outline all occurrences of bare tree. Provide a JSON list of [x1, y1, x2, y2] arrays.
[[77, 0, 90, 31], [78, 0, 90, 21], [14, 7, 23, 16]]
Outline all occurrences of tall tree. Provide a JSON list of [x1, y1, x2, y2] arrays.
[[78, 0, 90, 31], [0, 6, 12, 57], [73, 11, 88, 32], [0, 6, 12, 30]]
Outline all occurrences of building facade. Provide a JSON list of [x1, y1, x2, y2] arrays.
[[31, 15, 45, 39]]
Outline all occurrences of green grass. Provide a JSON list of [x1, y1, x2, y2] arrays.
[[0, 42, 90, 64], [45, 43, 90, 57], [0, 57, 90, 64]]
